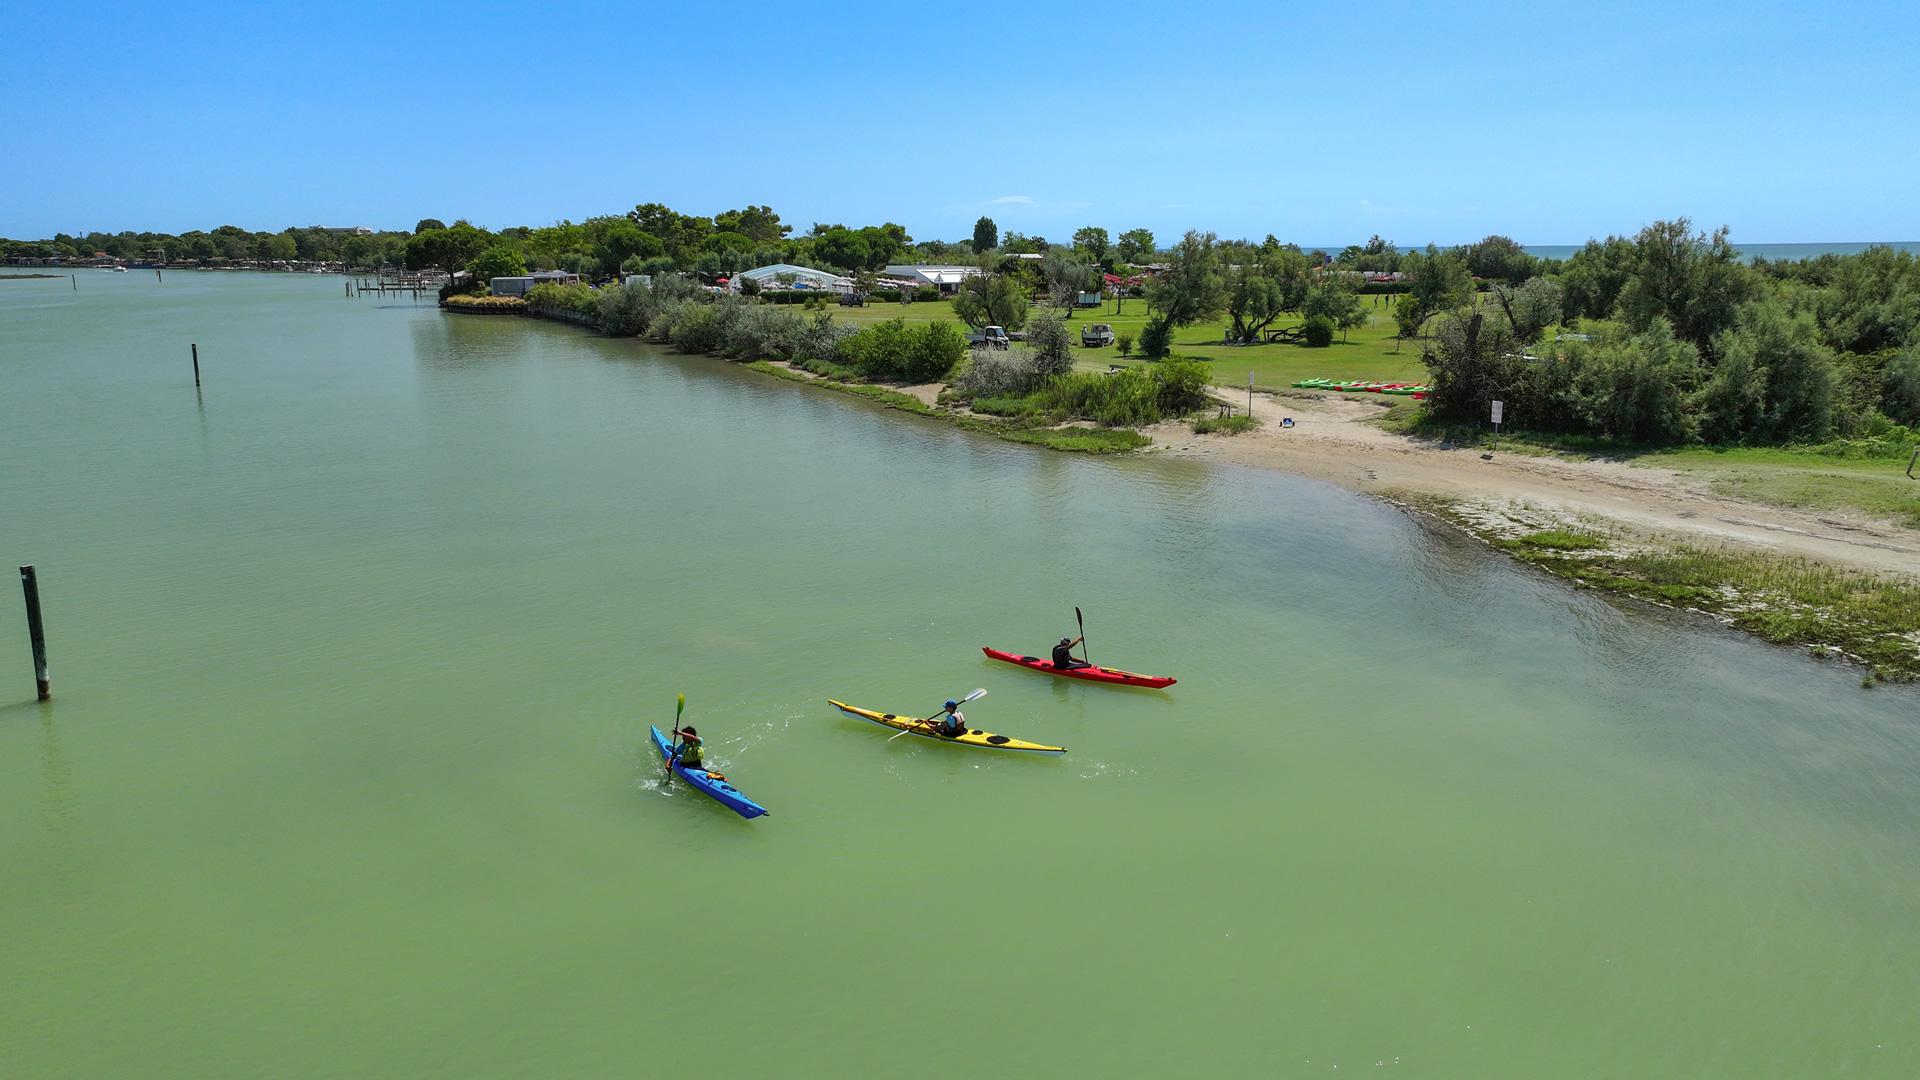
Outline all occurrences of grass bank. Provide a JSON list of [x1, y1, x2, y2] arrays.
[[742, 361, 1149, 453], [1380, 409, 1920, 528], [1403, 497, 1920, 683]]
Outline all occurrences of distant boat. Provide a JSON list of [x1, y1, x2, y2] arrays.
[[112, 266, 127, 273]]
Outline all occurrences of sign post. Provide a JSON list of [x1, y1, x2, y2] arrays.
[[1248, 372, 1255, 417], [1490, 399, 1503, 439]]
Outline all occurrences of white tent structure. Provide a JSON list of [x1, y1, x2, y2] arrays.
[[882, 264, 983, 292], [732, 263, 853, 293]]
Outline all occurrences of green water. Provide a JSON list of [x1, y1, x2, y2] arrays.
[[3, 272, 1918, 1077]]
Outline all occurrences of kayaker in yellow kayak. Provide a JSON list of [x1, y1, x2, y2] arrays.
[[933, 699, 966, 738], [1052, 635, 1091, 672], [669, 725, 705, 769]]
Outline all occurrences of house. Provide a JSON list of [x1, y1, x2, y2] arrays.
[[490, 270, 580, 297], [732, 263, 853, 293], [881, 264, 983, 294]]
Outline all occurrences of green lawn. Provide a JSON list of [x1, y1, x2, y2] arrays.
[[822, 296, 1429, 388]]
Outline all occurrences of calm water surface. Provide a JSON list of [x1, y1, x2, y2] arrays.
[[3, 273, 1918, 1077]]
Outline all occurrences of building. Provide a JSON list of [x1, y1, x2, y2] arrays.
[[881, 264, 983, 293], [732, 263, 853, 293], [491, 270, 581, 296]]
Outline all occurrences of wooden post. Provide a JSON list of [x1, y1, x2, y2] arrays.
[[20, 565, 50, 701], [156, 268, 164, 283], [71, 274, 77, 291], [191, 343, 200, 387]]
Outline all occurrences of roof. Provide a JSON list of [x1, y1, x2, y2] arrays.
[[738, 263, 848, 282]]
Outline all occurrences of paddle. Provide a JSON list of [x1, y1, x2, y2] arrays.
[[888, 687, 987, 743], [1075, 606, 1092, 668], [665, 692, 686, 777]]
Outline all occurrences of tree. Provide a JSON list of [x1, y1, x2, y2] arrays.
[[713, 205, 791, 244], [1026, 313, 1075, 377], [1700, 298, 1837, 442], [1145, 231, 1224, 328], [1301, 276, 1367, 341], [1617, 218, 1753, 359], [467, 244, 526, 284], [1116, 228, 1156, 264], [1393, 294, 1426, 339], [403, 221, 493, 276], [595, 223, 664, 277], [1462, 234, 1536, 285], [414, 218, 446, 234], [1041, 248, 1098, 316], [1489, 276, 1565, 343], [1072, 226, 1110, 264], [1883, 346, 1920, 426], [1223, 245, 1310, 343], [1559, 236, 1635, 321], [264, 232, 298, 261], [973, 216, 998, 253], [1402, 245, 1473, 320], [951, 257, 1029, 330], [813, 228, 872, 271]]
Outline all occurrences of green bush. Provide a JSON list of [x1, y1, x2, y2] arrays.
[[1026, 313, 1075, 377], [1117, 334, 1133, 357], [1138, 318, 1172, 358], [1303, 314, 1335, 347], [951, 349, 1043, 399], [842, 319, 967, 382], [467, 244, 526, 284], [526, 282, 599, 316]]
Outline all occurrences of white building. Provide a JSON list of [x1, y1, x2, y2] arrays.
[[881, 264, 984, 293], [732, 263, 853, 293]]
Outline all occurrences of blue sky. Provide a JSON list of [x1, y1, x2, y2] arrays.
[[6, 0, 1917, 245]]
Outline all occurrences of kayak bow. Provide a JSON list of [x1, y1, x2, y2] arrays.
[[650, 725, 769, 819], [826, 700, 1066, 755], [981, 647, 1176, 689]]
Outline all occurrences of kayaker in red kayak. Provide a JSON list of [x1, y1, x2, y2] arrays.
[[1052, 635, 1091, 672]]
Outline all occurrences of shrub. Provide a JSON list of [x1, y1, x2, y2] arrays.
[[1117, 335, 1133, 358], [842, 319, 967, 382], [667, 303, 723, 354], [1885, 347, 1920, 426], [1152, 358, 1215, 415], [1303, 314, 1336, 347], [1026, 313, 1075, 378], [526, 282, 600, 316], [596, 283, 650, 335], [952, 349, 1043, 399], [1138, 318, 1172, 358]]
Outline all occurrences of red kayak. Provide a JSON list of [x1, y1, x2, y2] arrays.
[[982, 647, 1177, 689]]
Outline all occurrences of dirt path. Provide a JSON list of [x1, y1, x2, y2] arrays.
[[1144, 391, 1920, 578]]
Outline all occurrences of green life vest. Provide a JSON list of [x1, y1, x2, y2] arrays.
[[676, 740, 704, 768]]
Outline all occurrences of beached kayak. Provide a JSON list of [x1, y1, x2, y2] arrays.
[[982, 647, 1177, 689], [826, 700, 1066, 755], [650, 725, 769, 819]]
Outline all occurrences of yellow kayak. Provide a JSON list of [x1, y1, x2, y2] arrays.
[[826, 700, 1066, 755]]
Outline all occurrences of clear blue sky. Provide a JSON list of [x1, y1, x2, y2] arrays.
[[6, 0, 1916, 245]]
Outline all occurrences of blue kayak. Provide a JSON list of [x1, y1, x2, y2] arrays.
[[649, 726, 769, 819]]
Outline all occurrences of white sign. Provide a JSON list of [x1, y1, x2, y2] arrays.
[[1248, 371, 1255, 388], [1491, 400, 1505, 425]]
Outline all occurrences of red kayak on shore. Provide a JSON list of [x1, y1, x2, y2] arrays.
[[982, 647, 1177, 689]]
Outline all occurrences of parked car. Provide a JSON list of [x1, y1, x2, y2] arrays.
[[967, 325, 1011, 349], [838, 291, 865, 307], [1080, 322, 1116, 347]]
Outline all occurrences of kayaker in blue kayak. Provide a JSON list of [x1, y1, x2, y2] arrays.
[[669, 725, 705, 769], [1053, 635, 1091, 672], [934, 700, 966, 738]]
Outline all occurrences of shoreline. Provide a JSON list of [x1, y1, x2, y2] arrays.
[[507, 304, 1920, 681]]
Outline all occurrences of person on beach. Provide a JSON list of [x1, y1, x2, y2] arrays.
[[669, 726, 705, 769], [1053, 635, 1091, 672], [934, 700, 966, 737]]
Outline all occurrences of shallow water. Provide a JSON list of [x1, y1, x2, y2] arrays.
[[3, 272, 1917, 1076]]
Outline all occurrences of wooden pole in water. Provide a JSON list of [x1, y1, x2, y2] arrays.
[[191, 343, 200, 387], [71, 274, 76, 291], [20, 565, 50, 701]]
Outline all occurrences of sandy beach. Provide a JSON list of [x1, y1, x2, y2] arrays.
[[1143, 391, 1920, 579]]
